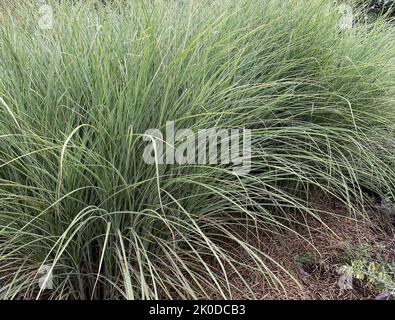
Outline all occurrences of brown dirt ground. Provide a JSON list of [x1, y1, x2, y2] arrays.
[[210, 197, 395, 300]]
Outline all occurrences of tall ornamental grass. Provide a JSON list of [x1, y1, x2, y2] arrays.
[[0, 0, 394, 299]]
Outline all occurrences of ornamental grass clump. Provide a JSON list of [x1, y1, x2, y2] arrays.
[[0, 0, 394, 299]]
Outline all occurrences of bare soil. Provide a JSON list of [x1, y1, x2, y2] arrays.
[[209, 197, 395, 300]]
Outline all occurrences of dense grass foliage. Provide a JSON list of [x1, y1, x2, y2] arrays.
[[342, 0, 395, 24], [0, 0, 395, 299], [358, 0, 395, 19]]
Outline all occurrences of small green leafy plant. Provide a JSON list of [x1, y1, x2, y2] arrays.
[[294, 253, 320, 271], [343, 243, 395, 297]]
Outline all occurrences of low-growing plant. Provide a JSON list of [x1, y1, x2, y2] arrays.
[[350, 259, 395, 296], [342, 242, 372, 263], [294, 253, 320, 271]]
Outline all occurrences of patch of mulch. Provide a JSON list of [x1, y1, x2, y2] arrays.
[[206, 197, 395, 300]]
